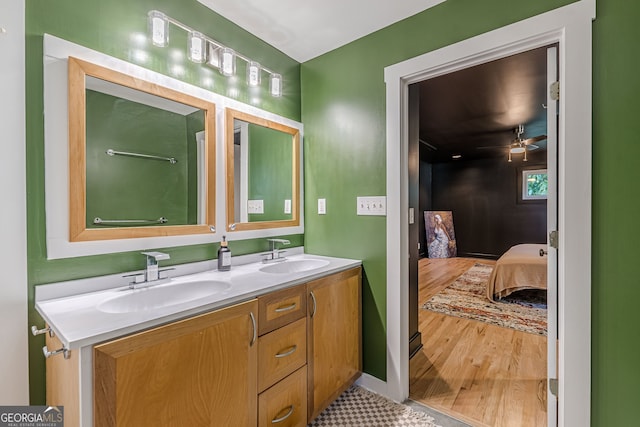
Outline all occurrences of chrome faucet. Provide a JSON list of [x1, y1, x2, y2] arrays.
[[262, 239, 290, 263], [142, 251, 170, 281], [124, 252, 173, 289]]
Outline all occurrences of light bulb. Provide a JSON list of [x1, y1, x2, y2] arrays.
[[219, 48, 236, 76], [247, 61, 261, 86], [188, 32, 207, 63], [148, 10, 169, 47], [270, 73, 282, 97]]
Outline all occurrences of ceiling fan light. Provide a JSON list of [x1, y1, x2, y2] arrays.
[[510, 146, 526, 154]]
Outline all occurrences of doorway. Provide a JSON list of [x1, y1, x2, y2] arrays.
[[378, 3, 593, 426], [407, 45, 556, 426]]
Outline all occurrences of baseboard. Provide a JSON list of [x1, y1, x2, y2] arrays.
[[355, 373, 388, 399], [458, 252, 499, 260], [409, 331, 423, 358]]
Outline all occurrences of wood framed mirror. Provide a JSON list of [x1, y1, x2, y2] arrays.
[[68, 57, 216, 241], [225, 108, 300, 232]]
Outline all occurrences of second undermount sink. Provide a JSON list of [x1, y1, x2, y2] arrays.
[[98, 280, 231, 314], [259, 259, 330, 274]]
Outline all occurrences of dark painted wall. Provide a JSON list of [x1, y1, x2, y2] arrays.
[[419, 162, 432, 258], [426, 155, 547, 259]]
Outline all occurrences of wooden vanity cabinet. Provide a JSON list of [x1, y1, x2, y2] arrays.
[[45, 267, 361, 427], [93, 300, 258, 427], [306, 267, 362, 422]]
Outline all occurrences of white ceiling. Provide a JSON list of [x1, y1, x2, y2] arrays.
[[197, 0, 447, 63]]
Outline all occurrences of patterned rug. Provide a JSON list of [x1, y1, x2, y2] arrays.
[[309, 386, 441, 427], [421, 263, 547, 336]]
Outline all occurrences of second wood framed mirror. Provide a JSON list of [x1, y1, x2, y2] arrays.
[[225, 108, 300, 232]]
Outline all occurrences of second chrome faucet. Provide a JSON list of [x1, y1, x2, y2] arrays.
[[262, 239, 290, 263]]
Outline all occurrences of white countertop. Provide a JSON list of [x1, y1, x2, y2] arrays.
[[35, 253, 361, 349]]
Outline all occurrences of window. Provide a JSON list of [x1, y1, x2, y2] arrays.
[[522, 169, 548, 200]]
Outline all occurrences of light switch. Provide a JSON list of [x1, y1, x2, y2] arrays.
[[357, 196, 387, 216], [284, 199, 292, 214], [318, 198, 326, 215], [409, 207, 415, 224]]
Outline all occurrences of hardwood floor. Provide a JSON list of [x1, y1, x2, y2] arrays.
[[409, 257, 547, 427]]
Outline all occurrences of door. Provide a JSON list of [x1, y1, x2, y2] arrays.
[[546, 45, 559, 427], [307, 268, 362, 422], [94, 300, 258, 427]]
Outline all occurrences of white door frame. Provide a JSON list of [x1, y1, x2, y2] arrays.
[[379, 2, 594, 426], [0, 0, 30, 404]]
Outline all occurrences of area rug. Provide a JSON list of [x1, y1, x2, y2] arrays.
[[309, 386, 442, 427], [421, 263, 547, 336]]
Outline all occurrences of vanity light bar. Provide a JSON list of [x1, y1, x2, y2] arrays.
[[147, 10, 283, 96]]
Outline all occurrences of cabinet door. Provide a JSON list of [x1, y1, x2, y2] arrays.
[[307, 267, 362, 421], [94, 300, 258, 427]]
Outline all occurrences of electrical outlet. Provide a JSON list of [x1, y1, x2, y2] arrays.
[[357, 196, 387, 216], [284, 199, 292, 214], [318, 198, 326, 215], [247, 199, 264, 214]]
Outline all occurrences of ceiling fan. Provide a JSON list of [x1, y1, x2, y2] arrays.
[[477, 124, 547, 161]]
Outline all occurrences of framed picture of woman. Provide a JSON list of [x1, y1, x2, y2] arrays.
[[425, 211, 457, 258]]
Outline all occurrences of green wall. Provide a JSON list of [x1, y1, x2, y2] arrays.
[[302, 0, 640, 424], [248, 124, 293, 222], [301, 0, 576, 382], [591, 2, 640, 425], [26, 0, 301, 404], [85, 90, 195, 227]]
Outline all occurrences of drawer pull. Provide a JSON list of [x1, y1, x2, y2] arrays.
[[274, 345, 297, 358], [274, 302, 297, 313], [271, 405, 294, 424]]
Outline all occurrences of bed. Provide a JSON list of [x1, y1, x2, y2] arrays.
[[486, 243, 548, 301]]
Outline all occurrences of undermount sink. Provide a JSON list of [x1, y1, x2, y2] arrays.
[[97, 280, 231, 314], [259, 259, 330, 274]]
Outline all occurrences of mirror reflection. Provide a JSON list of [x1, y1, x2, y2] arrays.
[[68, 57, 216, 242], [225, 109, 300, 232]]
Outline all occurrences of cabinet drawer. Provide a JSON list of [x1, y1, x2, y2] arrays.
[[258, 366, 307, 427], [258, 317, 307, 392], [258, 284, 306, 336]]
